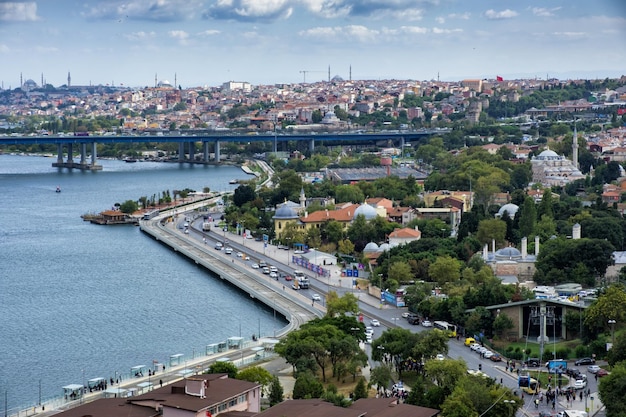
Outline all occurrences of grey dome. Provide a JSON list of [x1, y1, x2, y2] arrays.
[[495, 247, 522, 260], [496, 203, 519, 218], [273, 203, 299, 220], [363, 242, 379, 253], [354, 203, 378, 220], [378, 243, 391, 252]]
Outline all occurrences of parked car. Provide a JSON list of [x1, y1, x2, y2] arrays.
[[370, 319, 381, 327], [422, 320, 432, 327], [587, 365, 601, 374], [483, 351, 495, 359], [407, 315, 420, 325], [490, 353, 503, 362], [597, 368, 610, 377], [524, 358, 541, 367], [575, 357, 595, 366]]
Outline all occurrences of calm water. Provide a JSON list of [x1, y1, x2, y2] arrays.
[[0, 154, 282, 412]]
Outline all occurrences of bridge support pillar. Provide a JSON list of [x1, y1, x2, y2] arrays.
[[189, 142, 195, 161], [80, 143, 87, 165], [67, 144, 74, 164], [178, 142, 185, 162], [309, 138, 315, 152], [92, 142, 97, 165], [57, 144, 64, 164], [400, 136, 405, 151], [215, 140, 221, 162], [273, 136, 277, 153], [203, 142, 209, 162]]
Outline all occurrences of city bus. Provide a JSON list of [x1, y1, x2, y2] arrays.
[[518, 372, 539, 394], [433, 321, 457, 337]]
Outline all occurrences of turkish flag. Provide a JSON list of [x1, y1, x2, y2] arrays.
[[496, 76, 503, 82]]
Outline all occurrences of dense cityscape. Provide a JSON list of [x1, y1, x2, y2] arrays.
[[2, 74, 626, 417]]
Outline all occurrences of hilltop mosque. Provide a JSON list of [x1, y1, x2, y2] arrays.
[[530, 127, 585, 187]]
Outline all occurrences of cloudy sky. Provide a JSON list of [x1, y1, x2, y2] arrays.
[[0, 0, 624, 89]]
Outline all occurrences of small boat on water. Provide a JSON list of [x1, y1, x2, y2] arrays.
[[124, 157, 138, 163], [229, 179, 239, 184], [55, 186, 61, 193]]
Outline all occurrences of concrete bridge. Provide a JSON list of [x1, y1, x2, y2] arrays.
[[1, 129, 442, 170]]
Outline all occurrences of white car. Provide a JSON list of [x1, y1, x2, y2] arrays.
[[574, 379, 587, 390], [370, 319, 381, 327], [365, 327, 373, 335], [312, 294, 321, 302], [483, 351, 494, 359], [401, 312, 410, 318], [250, 263, 259, 269], [436, 354, 445, 361], [422, 320, 432, 327], [587, 365, 600, 374], [236, 252, 243, 257], [269, 272, 278, 279]]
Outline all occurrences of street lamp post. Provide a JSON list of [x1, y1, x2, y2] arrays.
[[608, 319, 616, 349]]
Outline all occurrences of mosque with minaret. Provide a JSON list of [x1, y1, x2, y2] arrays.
[[530, 126, 585, 187]]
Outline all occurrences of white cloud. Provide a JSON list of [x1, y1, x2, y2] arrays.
[[484, 9, 518, 20], [198, 30, 221, 36], [299, 25, 379, 42], [552, 31, 586, 39], [531, 7, 561, 17], [168, 30, 190, 40], [0, 2, 39, 22], [205, 0, 293, 21], [432, 27, 462, 35], [83, 0, 202, 22], [124, 31, 157, 41], [448, 12, 470, 20], [0, 44, 10, 53]]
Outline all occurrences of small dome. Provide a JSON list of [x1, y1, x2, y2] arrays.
[[363, 242, 379, 253], [354, 203, 378, 220], [273, 203, 299, 220], [378, 243, 391, 252], [495, 247, 522, 260], [496, 203, 519, 218], [539, 149, 559, 158]]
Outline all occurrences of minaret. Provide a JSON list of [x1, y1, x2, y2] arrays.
[[20, 72, 23, 88], [299, 187, 306, 209], [328, 65, 330, 83], [349, 65, 352, 82], [41, 73, 44, 87], [174, 73, 177, 88], [572, 121, 579, 169], [155, 73, 157, 88], [67, 71, 71, 87]]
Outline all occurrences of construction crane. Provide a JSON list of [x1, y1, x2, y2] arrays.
[[299, 70, 324, 83]]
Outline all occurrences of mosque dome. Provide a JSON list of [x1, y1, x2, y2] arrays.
[[157, 80, 174, 88], [354, 203, 378, 220], [363, 242, 379, 253], [496, 203, 519, 218], [536, 149, 561, 160], [378, 243, 391, 252], [495, 247, 522, 260], [273, 203, 299, 220]]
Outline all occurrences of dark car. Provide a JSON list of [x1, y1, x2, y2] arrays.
[[597, 368, 610, 377], [575, 357, 595, 366], [524, 358, 541, 367], [490, 353, 503, 362]]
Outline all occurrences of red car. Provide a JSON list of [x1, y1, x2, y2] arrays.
[[597, 368, 610, 377], [284, 275, 293, 281]]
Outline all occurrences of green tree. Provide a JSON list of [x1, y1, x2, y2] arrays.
[[476, 219, 507, 247], [236, 366, 273, 396], [598, 361, 626, 417], [389, 261, 413, 286], [584, 284, 626, 334], [292, 371, 324, 399], [233, 184, 256, 207], [337, 239, 355, 255], [537, 189, 554, 219], [518, 196, 537, 238], [369, 365, 392, 395], [325, 291, 359, 318], [353, 377, 368, 400], [268, 375, 284, 406], [493, 313, 514, 339], [321, 220, 345, 244], [428, 255, 462, 286], [119, 199, 139, 214], [208, 361, 238, 379]]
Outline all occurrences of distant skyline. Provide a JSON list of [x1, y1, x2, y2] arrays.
[[1, 0, 625, 89]]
